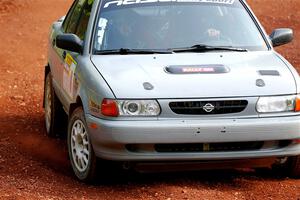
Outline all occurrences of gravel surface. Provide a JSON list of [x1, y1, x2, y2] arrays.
[[0, 0, 299, 199]]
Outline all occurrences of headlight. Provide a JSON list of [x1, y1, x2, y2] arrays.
[[101, 99, 161, 117], [256, 95, 300, 113], [117, 100, 161, 116]]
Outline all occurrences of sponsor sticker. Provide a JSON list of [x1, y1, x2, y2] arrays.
[[89, 99, 101, 113], [103, 0, 235, 9], [96, 18, 108, 49], [182, 67, 215, 73], [63, 53, 77, 98], [165, 65, 230, 74]]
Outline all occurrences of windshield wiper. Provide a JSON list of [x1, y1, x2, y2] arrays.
[[95, 48, 173, 55], [170, 44, 248, 53]]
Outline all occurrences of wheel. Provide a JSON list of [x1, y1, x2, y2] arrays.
[[68, 107, 98, 182], [44, 72, 67, 137], [288, 156, 300, 178]]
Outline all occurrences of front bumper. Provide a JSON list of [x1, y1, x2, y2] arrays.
[[86, 114, 300, 161]]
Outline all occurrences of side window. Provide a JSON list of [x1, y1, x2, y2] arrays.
[[62, 0, 78, 31], [75, 0, 94, 40], [65, 0, 86, 34]]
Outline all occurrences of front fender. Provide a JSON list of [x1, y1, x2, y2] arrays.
[[72, 57, 115, 117]]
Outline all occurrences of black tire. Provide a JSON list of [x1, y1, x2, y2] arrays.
[[288, 156, 300, 178], [44, 72, 67, 137], [265, 157, 300, 178], [67, 107, 98, 182]]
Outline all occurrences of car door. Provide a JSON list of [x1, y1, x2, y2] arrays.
[[48, 0, 79, 100], [52, 0, 94, 109]]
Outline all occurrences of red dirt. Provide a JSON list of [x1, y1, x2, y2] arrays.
[[0, 0, 299, 199]]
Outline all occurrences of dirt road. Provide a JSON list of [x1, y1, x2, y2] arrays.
[[0, 0, 299, 199]]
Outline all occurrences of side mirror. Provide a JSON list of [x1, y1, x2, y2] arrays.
[[56, 34, 83, 53], [270, 28, 293, 47]]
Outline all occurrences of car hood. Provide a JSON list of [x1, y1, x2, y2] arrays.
[[91, 51, 296, 99]]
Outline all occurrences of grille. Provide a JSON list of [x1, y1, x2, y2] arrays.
[[169, 100, 248, 115], [155, 142, 264, 153]]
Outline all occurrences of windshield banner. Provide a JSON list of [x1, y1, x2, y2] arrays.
[[102, 0, 236, 10]]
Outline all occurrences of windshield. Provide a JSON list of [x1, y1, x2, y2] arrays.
[[94, 0, 268, 52]]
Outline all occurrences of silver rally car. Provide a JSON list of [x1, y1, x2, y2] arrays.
[[45, 0, 300, 181]]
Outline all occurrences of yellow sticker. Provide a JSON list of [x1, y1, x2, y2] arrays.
[[65, 53, 77, 69], [63, 53, 77, 98]]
